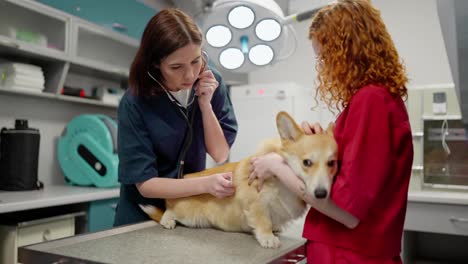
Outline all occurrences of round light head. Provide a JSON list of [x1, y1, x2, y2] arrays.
[[219, 48, 245, 70], [228, 5, 255, 29], [255, 19, 282, 41], [248, 44, 274, 66], [206, 25, 232, 48]]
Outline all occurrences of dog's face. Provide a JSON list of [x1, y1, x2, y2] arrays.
[[276, 112, 338, 199]]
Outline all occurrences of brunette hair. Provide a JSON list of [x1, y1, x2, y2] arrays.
[[129, 8, 204, 97], [309, 0, 408, 109]]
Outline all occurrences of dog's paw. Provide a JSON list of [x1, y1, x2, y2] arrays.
[[160, 212, 177, 229], [160, 218, 176, 229], [256, 233, 281, 248]]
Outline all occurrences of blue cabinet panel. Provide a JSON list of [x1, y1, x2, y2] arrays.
[[37, 0, 156, 40], [88, 198, 119, 232]]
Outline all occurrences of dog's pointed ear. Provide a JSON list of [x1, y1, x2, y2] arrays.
[[326, 122, 335, 137], [276, 111, 303, 142]]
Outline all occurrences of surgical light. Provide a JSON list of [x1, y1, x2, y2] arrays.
[[219, 48, 245, 69], [249, 44, 274, 66], [206, 25, 232, 47], [228, 5, 255, 29], [199, 0, 327, 73], [255, 19, 281, 41]]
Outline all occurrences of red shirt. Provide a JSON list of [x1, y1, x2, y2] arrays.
[[303, 84, 414, 258]]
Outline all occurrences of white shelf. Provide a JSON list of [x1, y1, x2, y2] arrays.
[[0, 185, 120, 214], [0, 87, 119, 109], [70, 58, 129, 79], [408, 190, 468, 205], [422, 115, 462, 120], [0, 36, 68, 62], [57, 94, 118, 108], [0, 0, 132, 109], [0, 87, 56, 99]]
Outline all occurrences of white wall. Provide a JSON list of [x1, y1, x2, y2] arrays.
[[0, 94, 116, 186]]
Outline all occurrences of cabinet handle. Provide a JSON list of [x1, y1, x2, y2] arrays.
[[282, 259, 298, 263], [0, 38, 19, 49], [42, 229, 51, 241], [276, 90, 287, 100], [292, 254, 305, 258], [450, 217, 468, 223]]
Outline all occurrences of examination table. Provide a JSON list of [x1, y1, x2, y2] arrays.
[[18, 221, 306, 263]]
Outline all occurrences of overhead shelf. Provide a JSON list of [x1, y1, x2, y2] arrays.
[[0, 0, 133, 109], [0, 87, 120, 109]]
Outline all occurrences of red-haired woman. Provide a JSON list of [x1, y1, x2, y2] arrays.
[[249, 0, 413, 262], [115, 8, 238, 226]]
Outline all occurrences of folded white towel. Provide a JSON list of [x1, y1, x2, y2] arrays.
[[5, 74, 45, 87], [0, 63, 44, 79], [7, 86, 44, 93]]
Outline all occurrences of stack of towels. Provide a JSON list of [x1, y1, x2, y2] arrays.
[[0, 62, 45, 93]]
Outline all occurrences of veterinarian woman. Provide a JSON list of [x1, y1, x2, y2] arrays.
[[249, 0, 413, 263], [114, 8, 238, 226]]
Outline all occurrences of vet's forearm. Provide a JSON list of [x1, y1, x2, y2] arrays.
[[201, 104, 229, 163], [273, 163, 359, 229], [136, 177, 208, 199], [304, 194, 359, 229]]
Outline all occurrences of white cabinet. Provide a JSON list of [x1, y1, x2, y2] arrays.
[[403, 201, 468, 263], [0, 212, 81, 264], [0, 0, 69, 60], [0, 0, 135, 108], [405, 202, 468, 236], [229, 82, 323, 162], [71, 19, 138, 77]]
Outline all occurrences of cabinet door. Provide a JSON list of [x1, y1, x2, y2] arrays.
[[230, 87, 293, 162], [88, 198, 118, 233]]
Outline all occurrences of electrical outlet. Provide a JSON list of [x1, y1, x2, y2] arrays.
[[433, 92, 447, 115]]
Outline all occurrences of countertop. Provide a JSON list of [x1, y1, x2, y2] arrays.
[[0, 185, 120, 214], [19, 221, 306, 264], [1, 183, 468, 215], [408, 190, 468, 205]]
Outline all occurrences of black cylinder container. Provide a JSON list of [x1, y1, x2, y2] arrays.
[[0, 119, 42, 190]]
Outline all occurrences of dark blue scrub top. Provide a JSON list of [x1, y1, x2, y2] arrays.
[[114, 69, 238, 226]]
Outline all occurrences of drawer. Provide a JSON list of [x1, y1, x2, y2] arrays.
[[17, 217, 75, 247], [405, 202, 468, 236]]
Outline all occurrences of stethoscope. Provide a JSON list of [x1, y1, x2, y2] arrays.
[[147, 51, 209, 178]]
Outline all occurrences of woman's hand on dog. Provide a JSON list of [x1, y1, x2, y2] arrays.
[[249, 153, 284, 192], [301, 121, 324, 135], [206, 172, 235, 198]]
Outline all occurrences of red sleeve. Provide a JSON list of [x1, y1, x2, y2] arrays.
[[332, 89, 393, 220]]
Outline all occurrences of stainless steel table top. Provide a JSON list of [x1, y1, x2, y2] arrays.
[[19, 221, 306, 264]]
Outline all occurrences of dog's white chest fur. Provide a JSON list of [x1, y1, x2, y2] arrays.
[[263, 183, 306, 231]]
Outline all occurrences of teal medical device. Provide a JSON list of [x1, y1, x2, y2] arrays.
[[58, 115, 119, 188]]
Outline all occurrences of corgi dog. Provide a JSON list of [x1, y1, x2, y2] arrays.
[[140, 111, 338, 248]]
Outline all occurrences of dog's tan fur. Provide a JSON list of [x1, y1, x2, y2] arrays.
[[140, 111, 338, 248]]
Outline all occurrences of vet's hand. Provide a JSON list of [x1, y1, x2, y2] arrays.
[[195, 70, 219, 111], [206, 172, 235, 198], [249, 153, 284, 192], [301, 121, 324, 135]]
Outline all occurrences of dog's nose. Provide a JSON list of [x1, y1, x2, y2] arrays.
[[314, 188, 328, 199]]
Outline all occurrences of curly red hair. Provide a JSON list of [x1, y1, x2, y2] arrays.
[[309, 0, 408, 110]]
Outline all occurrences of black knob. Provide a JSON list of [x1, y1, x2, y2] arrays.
[[15, 119, 29, 129]]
